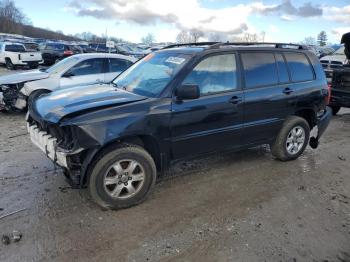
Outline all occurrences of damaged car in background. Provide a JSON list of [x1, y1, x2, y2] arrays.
[[26, 42, 332, 210], [0, 53, 136, 112]]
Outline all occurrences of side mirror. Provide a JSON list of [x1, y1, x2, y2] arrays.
[[176, 84, 200, 100], [62, 71, 74, 78]]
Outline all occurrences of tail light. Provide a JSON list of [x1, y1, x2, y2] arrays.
[[64, 50, 74, 55], [326, 83, 331, 105]]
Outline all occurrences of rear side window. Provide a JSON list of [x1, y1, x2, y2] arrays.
[[241, 52, 278, 88], [284, 52, 314, 82], [46, 43, 64, 50], [109, 58, 133, 73], [275, 53, 289, 83], [183, 54, 237, 95]]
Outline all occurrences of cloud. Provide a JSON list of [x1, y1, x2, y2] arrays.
[[280, 15, 294, 21], [331, 27, 350, 39], [253, 0, 322, 17], [65, 0, 326, 39], [324, 5, 350, 25]]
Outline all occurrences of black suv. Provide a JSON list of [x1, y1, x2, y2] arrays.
[[329, 67, 350, 115], [40, 43, 83, 65], [27, 42, 332, 209]]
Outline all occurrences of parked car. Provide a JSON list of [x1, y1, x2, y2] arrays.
[[26, 42, 332, 209], [329, 67, 350, 115], [40, 42, 83, 65], [0, 42, 43, 70], [320, 46, 348, 81], [89, 43, 110, 53], [0, 53, 136, 111]]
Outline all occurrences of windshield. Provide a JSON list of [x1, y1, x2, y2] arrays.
[[113, 52, 191, 97], [334, 46, 345, 55], [45, 56, 80, 74]]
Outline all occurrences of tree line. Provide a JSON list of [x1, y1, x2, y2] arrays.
[[0, 0, 79, 41]]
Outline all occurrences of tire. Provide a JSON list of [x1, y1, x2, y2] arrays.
[[5, 58, 15, 70], [88, 143, 157, 210], [271, 116, 310, 161], [29, 64, 39, 69], [330, 106, 341, 115], [27, 89, 50, 109]]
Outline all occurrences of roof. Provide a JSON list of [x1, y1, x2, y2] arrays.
[[161, 42, 309, 53], [71, 53, 137, 62]]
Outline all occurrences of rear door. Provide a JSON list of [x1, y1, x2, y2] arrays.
[[105, 58, 134, 82], [60, 58, 107, 88], [171, 53, 244, 159], [241, 51, 297, 145]]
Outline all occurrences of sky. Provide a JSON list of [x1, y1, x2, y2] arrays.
[[13, 0, 350, 44]]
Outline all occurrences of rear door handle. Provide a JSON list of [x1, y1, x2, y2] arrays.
[[229, 96, 242, 104], [283, 87, 294, 95]]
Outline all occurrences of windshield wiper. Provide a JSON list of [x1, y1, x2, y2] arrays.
[[112, 82, 126, 90]]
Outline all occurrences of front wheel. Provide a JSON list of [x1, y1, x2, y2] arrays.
[[88, 144, 157, 210], [272, 116, 310, 161], [5, 59, 15, 70]]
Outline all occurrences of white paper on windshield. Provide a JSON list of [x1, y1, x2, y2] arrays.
[[165, 57, 186, 65]]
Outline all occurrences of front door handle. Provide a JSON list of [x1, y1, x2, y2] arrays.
[[229, 96, 242, 104], [283, 87, 294, 95]]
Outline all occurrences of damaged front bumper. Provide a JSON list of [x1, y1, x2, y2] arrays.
[[27, 122, 83, 168]]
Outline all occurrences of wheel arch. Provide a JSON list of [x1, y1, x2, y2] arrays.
[[294, 108, 317, 129], [81, 134, 162, 186]]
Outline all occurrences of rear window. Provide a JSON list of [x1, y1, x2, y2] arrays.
[[46, 43, 64, 50], [284, 52, 314, 82], [5, 44, 25, 52], [241, 52, 278, 88]]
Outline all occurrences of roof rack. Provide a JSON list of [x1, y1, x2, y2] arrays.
[[163, 42, 308, 50], [163, 42, 220, 49], [209, 42, 308, 50]]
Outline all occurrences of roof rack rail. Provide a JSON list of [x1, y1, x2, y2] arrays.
[[162, 42, 308, 50], [163, 42, 220, 49], [209, 42, 307, 50]]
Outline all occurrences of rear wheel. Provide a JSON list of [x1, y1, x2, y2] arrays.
[[27, 89, 50, 109], [330, 106, 341, 115], [272, 116, 310, 161], [88, 144, 157, 210]]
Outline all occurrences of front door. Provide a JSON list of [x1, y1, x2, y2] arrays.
[[170, 53, 244, 159], [60, 58, 107, 88]]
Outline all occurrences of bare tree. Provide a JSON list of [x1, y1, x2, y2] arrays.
[[141, 33, 155, 45], [176, 30, 190, 43], [189, 29, 204, 43], [300, 36, 317, 46]]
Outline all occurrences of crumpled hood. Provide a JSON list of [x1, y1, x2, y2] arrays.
[[34, 83, 147, 123], [0, 70, 49, 85]]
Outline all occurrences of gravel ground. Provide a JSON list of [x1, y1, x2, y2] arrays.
[[0, 67, 350, 262]]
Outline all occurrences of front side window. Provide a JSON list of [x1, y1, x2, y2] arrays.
[[241, 52, 278, 88], [183, 54, 237, 95], [69, 58, 105, 76], [109, 58, 133, 73], [113, 52, 191, 97], [284, 52, 314, 82]]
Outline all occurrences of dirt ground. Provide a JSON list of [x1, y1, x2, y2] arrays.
[[0, 67, 350, 262]]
